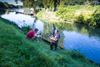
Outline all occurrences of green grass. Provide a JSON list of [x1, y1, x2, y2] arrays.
[[0, 17, 100, 67]]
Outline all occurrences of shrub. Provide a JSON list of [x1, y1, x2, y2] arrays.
[[93, 12, 100, 26], [56, 5, 100, 27], [75, 15, 85, 24]]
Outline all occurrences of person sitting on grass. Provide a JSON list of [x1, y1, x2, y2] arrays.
[[26, 28, 38, 39]]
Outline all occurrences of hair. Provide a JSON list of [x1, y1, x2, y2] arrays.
[[34, 28, 38, 32], [56, 30, 59, 33]]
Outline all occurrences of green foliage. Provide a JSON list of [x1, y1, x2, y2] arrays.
[[0, 1, 16, 9], [93, 12, 100, 26], [60, 0, 87, 5], [23, 0, 100, 10], [36, 10, 44, 19], [75, 8, 100, 26], [75, 15, 96, 26], [56, 5, 82, 20], [23, 0, 34, 8], [21, 26, 30, 34], [0, 10, 6, 15], [42, 0, 54, 8], [75, 15, 85, 23], [56, 5, 100, 27], [0, 2, 8, 9]]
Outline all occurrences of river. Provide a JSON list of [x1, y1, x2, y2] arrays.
[[62, 23, 100, 64]]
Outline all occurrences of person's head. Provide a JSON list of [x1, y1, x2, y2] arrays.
[[34, 28, 38, 33], [56, 30, 59, 34]]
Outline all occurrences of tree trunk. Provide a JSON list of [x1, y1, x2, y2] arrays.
[[54, 0, 57, 11]]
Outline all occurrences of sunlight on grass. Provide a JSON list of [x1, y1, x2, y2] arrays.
[[75, 9, 93, 18], [75, 5, 96, 20]]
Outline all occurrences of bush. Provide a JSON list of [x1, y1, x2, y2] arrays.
[[93, 12, 100, 26], [56, 5, 100, 27], [56, 6, 79, 20], [75, 15, 85, 23], [75, 15, 97, 26], [75, 15, 96, 26], [21, 26, 30, 34]]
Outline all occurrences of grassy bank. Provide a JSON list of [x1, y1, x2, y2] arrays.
[[0, 18, 100, 67]]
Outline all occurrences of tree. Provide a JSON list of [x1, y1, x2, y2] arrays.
[[42, 0, 60, 11], [54, 0, 60, 11], [23, 0, 34, 8]]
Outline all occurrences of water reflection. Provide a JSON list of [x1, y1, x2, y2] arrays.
[[62, 23, 100, 64]]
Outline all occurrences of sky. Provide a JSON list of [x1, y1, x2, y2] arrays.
[[0, 0, 23, 5]]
